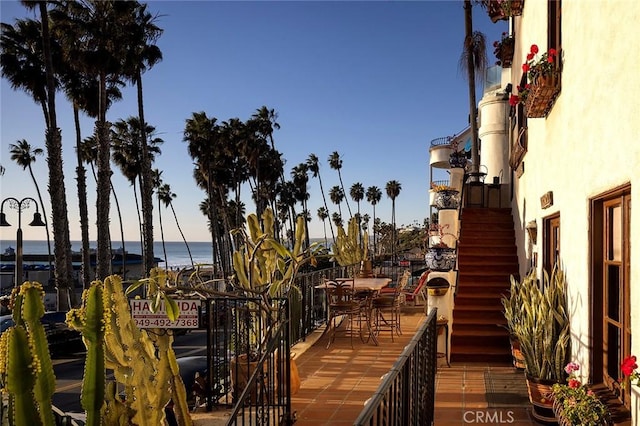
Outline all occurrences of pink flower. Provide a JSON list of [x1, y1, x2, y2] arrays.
[[565, 362, 580, 374]]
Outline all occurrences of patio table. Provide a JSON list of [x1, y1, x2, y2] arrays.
[[316, 278, 391, 346]]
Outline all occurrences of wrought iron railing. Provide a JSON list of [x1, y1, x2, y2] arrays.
[[353, 308, 438, 426]]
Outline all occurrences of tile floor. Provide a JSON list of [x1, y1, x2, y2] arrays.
[[289, 307, 540, 426]]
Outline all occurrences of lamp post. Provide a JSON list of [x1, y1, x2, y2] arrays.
[[0, 197, 46, 287]]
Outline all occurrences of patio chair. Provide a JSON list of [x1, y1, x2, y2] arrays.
[[372, 270, 411, 341], [325, 279, 363, 349], [402, 270, 430, 306]]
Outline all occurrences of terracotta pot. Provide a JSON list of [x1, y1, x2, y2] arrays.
[[525, 374, 559, 424]]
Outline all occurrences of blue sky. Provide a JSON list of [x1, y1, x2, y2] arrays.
[[0, 1, 506, 244]]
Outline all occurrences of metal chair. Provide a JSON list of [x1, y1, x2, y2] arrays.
[[325, 280, 362, 348], [372, 270, 411, 341]]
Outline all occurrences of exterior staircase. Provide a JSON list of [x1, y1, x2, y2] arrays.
[[451, 207, 519, 363]]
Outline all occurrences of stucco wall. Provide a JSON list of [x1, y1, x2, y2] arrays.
[[508, 1, 640, 419]]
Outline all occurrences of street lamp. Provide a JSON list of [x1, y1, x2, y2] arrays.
[[0, 197, 46, 287]]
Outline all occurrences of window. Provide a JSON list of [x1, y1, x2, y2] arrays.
[[543, 213, 560, 275], [591, 185, 631, 408]]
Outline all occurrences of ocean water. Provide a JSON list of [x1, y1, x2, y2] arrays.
[[1, 240, 215, 269]]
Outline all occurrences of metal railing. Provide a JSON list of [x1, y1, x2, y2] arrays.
[[353, 308, 438, 426], [204, 296, 293, 425]]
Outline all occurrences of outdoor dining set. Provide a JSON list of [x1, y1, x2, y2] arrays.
[[316, 270, 414, 348]]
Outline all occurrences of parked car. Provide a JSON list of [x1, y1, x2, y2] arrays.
[[0, 311, 83, 356]]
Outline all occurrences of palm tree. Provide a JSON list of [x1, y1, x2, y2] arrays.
[[57, 59, 124, 288], [307, 153, 335, 244], [331, 212, 343, 229], [350, 182, 365, 244], [122, 2, 163, 275], [1, 11, 73, 309], [366, 186, 382, 258], [9, 140, 52, 275], [461, 0, 487, 175], [317, 206, 329, 248], [157, 181, 194, 269], [52, 0, 137, 279], [385, 180, 402, 263], [291, 162, 310, 248], [329, 185, 345, 218], [328, 151, 352, 218]]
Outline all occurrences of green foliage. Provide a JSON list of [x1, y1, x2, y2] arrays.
[[511, 265, 571, 381], [67, 274, 193, 426], [0, 282, 56, 426], [331, 216, 368, 267]]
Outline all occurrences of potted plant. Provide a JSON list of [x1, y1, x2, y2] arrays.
[[501, 274, 526, 369], [551, 362, 613, 425], [230, 207, 319, 401], [483, 0, 525, 23], [511, 264, 571, 423], [447, 137, 468, 169], [522, 44, 561, 117], [424, 224, 457, 271], [493, 32, 515, 68], [431, 184, 461, 210]]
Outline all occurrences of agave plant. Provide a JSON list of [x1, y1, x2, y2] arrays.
[[511, 265, 571, 381]]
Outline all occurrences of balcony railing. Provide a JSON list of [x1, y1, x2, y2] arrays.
[[353, 308, 438, 425]]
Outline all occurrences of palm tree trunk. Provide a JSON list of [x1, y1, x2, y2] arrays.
[[73, 104, 92, 288], [136, 71, 155, 276], [158, 196, 168, 270], [317, 175, 335, 244], [170, 203, 194, 268], [110, 180, 126, 279], [464, 0, 480, 175], [27, 164, 52, 282]]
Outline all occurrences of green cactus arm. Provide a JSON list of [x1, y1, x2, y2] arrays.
[[80, 284, 106, 426], [19, 283, 55, 426], [166, 338, 193, 426], [5, 327, 41, 426]]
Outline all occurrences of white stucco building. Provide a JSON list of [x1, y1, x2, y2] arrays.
[[477, 0, 639, 421]]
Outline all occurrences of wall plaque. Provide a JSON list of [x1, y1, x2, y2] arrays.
[[540, 191, 553, 209]]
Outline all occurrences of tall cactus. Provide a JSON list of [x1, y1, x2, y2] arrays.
[[66, 274, 193, 426], [331, 216, 368, 267], [0, 282, 56, 426], [66, 283, 105, 426]]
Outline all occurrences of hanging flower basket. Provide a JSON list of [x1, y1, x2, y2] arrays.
[[494, 34, 515, 68], [424, 247, 456, 271], [448, 151, 468, 168], [485, 0, 524, 23], [524, 74, 561, 118], [434, 190, 460, 210]]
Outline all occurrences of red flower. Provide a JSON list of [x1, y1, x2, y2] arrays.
[[509, 95, 520, 106], [522, 63, 530, 72], [621, 355, 638, 377], [568, 379, 581, 389], [530, 44, 539, 54], [547, 56, 554, 63], [526, 53, 534, 61], [548, 48, 557, 56], [494, 41, 499, 47]]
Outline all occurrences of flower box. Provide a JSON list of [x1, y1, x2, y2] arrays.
[[485, 0, 524, 23], [495, 38, 514, 68], [424, 247, 456, 271], [524, 74, 560, 118]]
